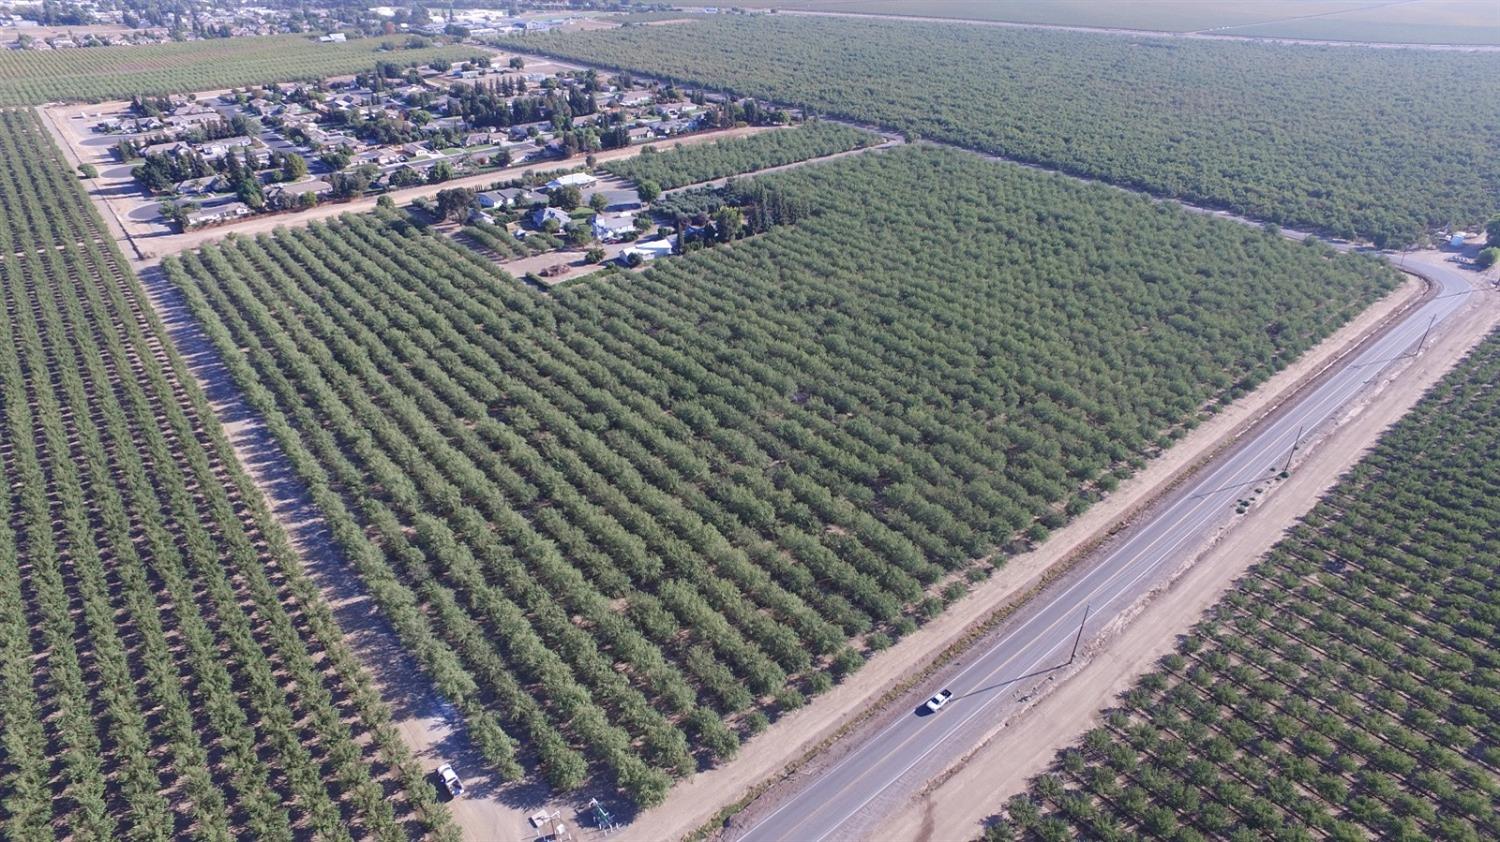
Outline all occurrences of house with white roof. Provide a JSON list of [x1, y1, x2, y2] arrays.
[[545, 172, 597, 191], [621, 237, 675, 263]]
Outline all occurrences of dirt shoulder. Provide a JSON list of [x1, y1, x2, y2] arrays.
[[609, 271, 1426, 842], [887, 263, 1499, 841]]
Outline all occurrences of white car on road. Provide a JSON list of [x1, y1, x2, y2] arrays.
[[923, 689, 953, 713]]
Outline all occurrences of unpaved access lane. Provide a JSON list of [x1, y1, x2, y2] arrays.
[[656, 126, 904, 196], [131, 262, 540, 842]]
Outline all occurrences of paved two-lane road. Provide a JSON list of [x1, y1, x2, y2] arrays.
[[734, 256, 1475, 842]]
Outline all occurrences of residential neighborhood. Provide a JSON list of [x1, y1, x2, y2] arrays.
[[85, 52, 781, 230]]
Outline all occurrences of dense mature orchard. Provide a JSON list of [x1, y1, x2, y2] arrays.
[[728, 0, 1500, 43], [0, 36, 481, 106], [0, 110, 452, 840], [165, 145, 1396, 806], [726, 0, 1350, 30], [604, 121, 877, 189], [534, 15, 1500, 244], [457, 219, 562, 259], [990, 328, 1500, 841]]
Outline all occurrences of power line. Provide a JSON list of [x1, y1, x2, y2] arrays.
[[1068, 603, 1091, 665]]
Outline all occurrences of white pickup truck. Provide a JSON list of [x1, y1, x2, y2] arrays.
[[437, 763, 464, 798]]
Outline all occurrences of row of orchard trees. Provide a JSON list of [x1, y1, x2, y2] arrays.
[[604, 120, 878, 189], [0, 109, 454, 840], [0, 35, 482, 105], [167, 144, 1400, 806], [533, 14, 1500, 246], [990, 327, 1500, 841]]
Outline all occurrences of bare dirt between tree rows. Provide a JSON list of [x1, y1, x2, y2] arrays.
[[129, 261, 539, 840]]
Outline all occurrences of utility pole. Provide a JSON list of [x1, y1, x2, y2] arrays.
[[1282, 424, 1304, 474], [1413, 314, 1436, 357], [1068, 604, 1091, 665]]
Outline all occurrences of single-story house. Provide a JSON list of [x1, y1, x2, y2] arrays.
[[479, 187, 546, 209], [185, 201, 252, 227], [141, 140, 193, 158], [614, 92, 653, 107], [506, 141, 543, 162], [652, 118, 697, 137], [199, 136, 258, 160], [620, 237, 675, 263], [529, 206, 571, 229], [177, 175, 223, 195], [590, 212, 637, 243], [266, 179, 332, 200], [508, 121, 550, 141], [354, 149, 401, 166], [392, 161, 436, 181], [546, 172, 597, 191], [425, 116, 467, 133], [171, 102, 216, 119]]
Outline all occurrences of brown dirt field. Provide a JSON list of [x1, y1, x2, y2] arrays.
[[605, 271, 1428, 842], [887, 258, 1500, 842]]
